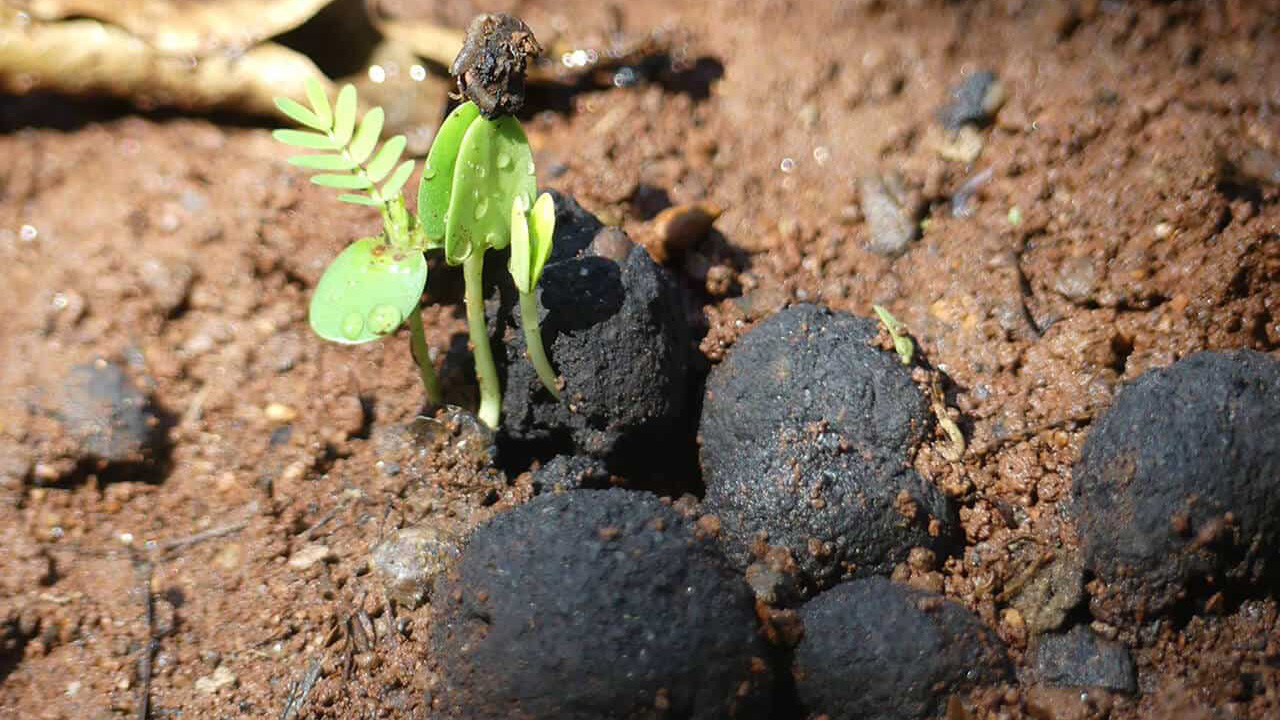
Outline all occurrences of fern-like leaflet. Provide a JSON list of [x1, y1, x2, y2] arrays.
[[273, 78, 416, 207]]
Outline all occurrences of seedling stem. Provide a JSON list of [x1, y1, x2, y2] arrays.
[[519, 290, 561, 400], [464, 252, 502, 428], [408, 303, 443, 405]]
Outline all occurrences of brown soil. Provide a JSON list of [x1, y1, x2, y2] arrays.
[[2, 1, 1279, 718]]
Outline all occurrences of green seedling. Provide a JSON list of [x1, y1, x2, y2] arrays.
[[273, 79, 561, 428], [872, 304, 915, 365], [509, 193, 560, 399], [274, 79, 441, 404]]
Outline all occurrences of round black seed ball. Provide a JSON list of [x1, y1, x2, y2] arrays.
[[699, 304, 954, 588], [430, 489, 773, 719], [793, 577, 1010, 720], [1073, 349, 1280, 621], [499, 191, 691, 475]]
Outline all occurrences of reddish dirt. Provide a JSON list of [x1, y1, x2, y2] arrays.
[[2, 1, 1279, 718]]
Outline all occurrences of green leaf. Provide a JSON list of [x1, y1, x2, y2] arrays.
[[509, 199, 532, 293], [349, 107, 385, 164], [309, 237, 428, 345], [444, 113, 538, 263], [485, 116, 538, 250], [333, 84, 357, 147], [418, 102, 481, 247], [380, 160, 416, 201], [528, 192, 556, 285], [273, 129, 335, 150], [872, 304, 915, 365], [304, 77, 332, 127], [275, 96, 327, 131], [312, 174, 373, 190], [444, 115, 491, 264], [338, 193, 383, 207], [366, 135, 406, 182], [289, 154, 357, 171]]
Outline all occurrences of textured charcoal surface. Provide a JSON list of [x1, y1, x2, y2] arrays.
[[58, 360, 160, 464], [1025, 626, 1137, 694], [1072, 350, 1280, 621], [699, 303, 954, 588], [430, 489, 773, 720], [793, 577, 1010, 720], [498, 191, 691, 474], [530, 454, 610, 493]]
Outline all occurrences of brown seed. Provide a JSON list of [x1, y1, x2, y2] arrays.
[[643, 202, 722, 264]]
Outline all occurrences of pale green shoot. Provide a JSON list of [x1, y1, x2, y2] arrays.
[[509, 193, 560, 398], [873, 305, 915, 365]]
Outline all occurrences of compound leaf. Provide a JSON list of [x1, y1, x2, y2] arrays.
[[272, 128, 335, 150], [274, 96, 326, 131], [312, 173, 373, 190], [338, 193, 382, 207], [366, 135, 406, 182], [349, 107, 385, 164], [289, 154, 357, 171], [304, 76, 332, 127], [380, 160, 416, 201], [333, 84, 358, 146]]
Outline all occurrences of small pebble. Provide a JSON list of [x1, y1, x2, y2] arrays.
[[1026, 625, 1137, 693], [937, 70, 1005, 130], [57, 360, 160, 466], [936, 125, 986, 163], [371, 526, 460, 610], [643, 202, 722, 264], [1053, 256, 1102, 304], [1008, 549, 1085, 635], [860, 174, 918, 257], [288, 544, 334, 570], [194, 665, 237, 694], [264, 402, 297, 423]]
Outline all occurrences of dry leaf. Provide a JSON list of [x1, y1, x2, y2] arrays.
[[0, 3, 448, 135], [371, 14, 463, 68], [12, 0, 332, 55], [0, 9, 327, 117]]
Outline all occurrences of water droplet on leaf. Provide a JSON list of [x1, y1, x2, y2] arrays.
[[497, 153, 512, 169], [424, 165, 436, 180], [526, 160, 536, 175], [341, 312, 364, 340], [368, 304, 401, 335], [484, 231, 500, 247], [474, 198, 489, 220]]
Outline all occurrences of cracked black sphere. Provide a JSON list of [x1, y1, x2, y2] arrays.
[[430, 489, 773, 719], [499, 191, 691, 477], [699, 304, 954, 589]]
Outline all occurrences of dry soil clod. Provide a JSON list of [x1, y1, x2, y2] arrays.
[[451, 13, 542, 119]]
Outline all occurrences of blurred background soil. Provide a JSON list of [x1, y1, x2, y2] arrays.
[[1, 0, 1277, 717]]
